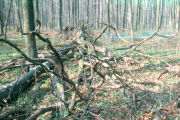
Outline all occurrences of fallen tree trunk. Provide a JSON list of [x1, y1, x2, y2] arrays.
[[0, 41, 75, 106]]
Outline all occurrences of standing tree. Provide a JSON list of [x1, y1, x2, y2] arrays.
[[122, 0, 127, 31], [160, 0, 164, 29], [15, 0, 23, 34], [74, 0, 77, 26], [156, 0, 161, 29], [169, 0, 172, 30], [176, 0, 180, 33], [51, 0, 54, 29], [68, 0, 71, 25], [59, 0, 62, 32], [86, 0, 89, 24], [135, 0, 139, 31], [106, 0, 110, 32], [4, 0, 12, 39], [116, 0, 119, 29], [0, 0, 4, 35], [36, 0, 39, 21], [22, 0, 38, 66]]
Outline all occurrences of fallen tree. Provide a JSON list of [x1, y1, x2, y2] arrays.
[[0, 23, 180, 119]]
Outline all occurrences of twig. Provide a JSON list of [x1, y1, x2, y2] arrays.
[[25, 106, 60, 120], [121, 29, 159, 57], [80, 95, 94, 118]]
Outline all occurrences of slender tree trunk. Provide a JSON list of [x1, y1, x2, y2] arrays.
[[22, 0, 38, 68], [138, 0, 141, 29], [68, 0, 71, 26], [59, 0, 62, 32], [77, 0, 80, 24], [160, 0, 164, 29], [51, 0, 54, 29], [14, 0, 19, 32], [176, 0, 180, 33], [135, 0, 139, 31], [15, 0, 23, 34], [36, 0, 39, 21], [106, 0, 110, 32], [74, 0, 77, 26], [100, 0, 103, 29], [4, 0, 12, 39], [71, 0, 74, 26], [169, 0, 172, 30], [116, 0, 119, 28], [122, 0, 126, 31], [0, 0, 4, 35], [156, 0, 161, 29], [130, 0, 134, 44], [86, 0, 89, 24], [41, 0, 43, 29], [45, 0, 48, 30], [97, 0, 100, 29]]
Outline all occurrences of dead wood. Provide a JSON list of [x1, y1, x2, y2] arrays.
[[30, 81, 43, 104], [26, 106, 60, 120], [0, 23, 178, 119], [0, 108, 27, 119], [0, 38, 76, 106], [135, 79, 167, 89]]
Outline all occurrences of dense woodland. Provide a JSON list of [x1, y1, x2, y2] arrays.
[[0, 0, 180, 33], [0, 0, 180, 120]]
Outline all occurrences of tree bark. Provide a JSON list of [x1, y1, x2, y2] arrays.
[[156, 0, 161, 29], [22, 0, 38, 67], [122, 0, 127, 31], [106, 0, 110, 32], [86, 0, 89, 24], [59, 0, 62, 32], [0, 0, 4, 35], [169, 0, 172, 30], [50, 0, 54, 29], [4, 0, 12, 39], [0, 39, 75, 106], [176, 0, 180, 33], [116, 0, 119, 29]]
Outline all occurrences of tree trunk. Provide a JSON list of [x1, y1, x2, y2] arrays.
[[68, 0, 71, 26], [156, 0, 161, 29], [116, 0, 119, 29], [169, 0, 172, 30], [59, 0, 62, 32], [135, 0, 139, 31], [160, 0, 164, 29], [51, 0, 54, 29], [122, 0, 126, 32], [15, 0, 23, 34], [176, 0, 180, 33], [22, 0, 38, 67], [0, 40, 74, 106], [41, 0, 43, 29], [74, 0, 77, 26], [130, 0, 134, 44], [100, 0, 103, 29], [106, 0, 110, 32], [0, 0, 4, 35], [36, 0, 39, 20], [86, 0, 89, 24], [4, 0, 12, 39]]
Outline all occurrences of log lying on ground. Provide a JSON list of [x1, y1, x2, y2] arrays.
[[0, 41, 76, 107]]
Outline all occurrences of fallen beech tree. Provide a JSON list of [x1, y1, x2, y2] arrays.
[[0, 23, 179, 119]]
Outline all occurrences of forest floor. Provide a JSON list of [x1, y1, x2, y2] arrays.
[[0, 28, 180, 120]]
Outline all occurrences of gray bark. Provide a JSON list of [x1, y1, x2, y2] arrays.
[[59, 0, 62, 32], [22, 0, 38, 64]]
